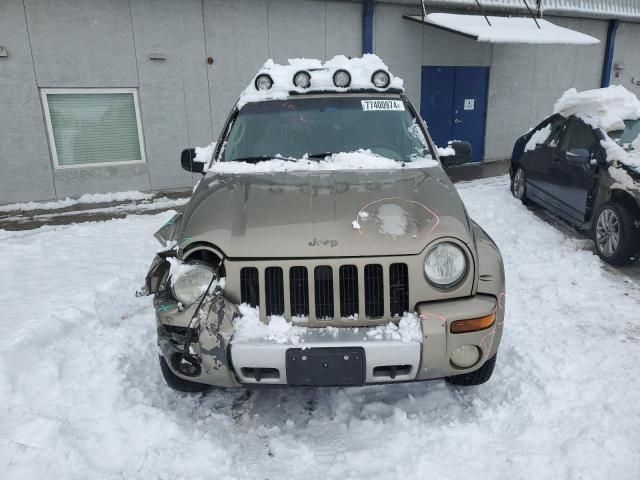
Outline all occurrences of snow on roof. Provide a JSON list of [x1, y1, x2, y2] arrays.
[[237, 54, 404, 108], [553, 86, 640, 179], [407, 13, 600, 45], [553, 85, 640, 132]]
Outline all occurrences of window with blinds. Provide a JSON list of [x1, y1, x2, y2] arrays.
[[42, 90, 144, 168]]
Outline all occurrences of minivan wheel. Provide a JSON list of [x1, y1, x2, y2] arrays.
[[159, 355, 209, 393], [510, 167, 529, 205], [446, 354, 496, 386], [593, 201, 640, 265]]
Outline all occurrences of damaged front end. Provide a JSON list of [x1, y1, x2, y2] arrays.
[[142, 214, 242, 388]]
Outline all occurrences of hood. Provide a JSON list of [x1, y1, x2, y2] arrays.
[[178, 168, 472, 258]]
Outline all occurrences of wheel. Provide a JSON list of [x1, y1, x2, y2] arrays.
[[159, 355, 209, 393], [510, 167, 529, 205], [446, 355, 496, 386], [593, 201, 640, 265]]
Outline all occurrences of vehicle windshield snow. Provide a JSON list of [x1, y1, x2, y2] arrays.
[[609, 119, 640, 150], [222, 96, 434, 163]]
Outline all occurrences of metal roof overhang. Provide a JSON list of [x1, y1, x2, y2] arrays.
[[404, 13, 601, 45]]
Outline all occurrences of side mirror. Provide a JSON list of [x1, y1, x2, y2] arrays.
[[566, 148, 590, 165], [440, 141, 473, 166], [181, 148, 205, 173]]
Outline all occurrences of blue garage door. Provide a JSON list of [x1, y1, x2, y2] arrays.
[[420, 66, 489, 162]]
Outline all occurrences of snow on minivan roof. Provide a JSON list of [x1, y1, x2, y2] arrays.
[[236, 54, 404, 108]]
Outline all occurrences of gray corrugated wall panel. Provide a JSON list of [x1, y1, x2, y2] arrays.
[[130, 0, 212, 191], [23, 0, 139, 87], [325, 1, 362, 59], [421, 22, 492, 66], [267, 0, 326, 63], [51, 164, 151, 198], [484, 16, 607, 161], [374, 3, 423, 106], [204, 0, 270, 139], [609, 21, 640, 92], [483, 44, 537, 161], [0, 0, 56, 204]]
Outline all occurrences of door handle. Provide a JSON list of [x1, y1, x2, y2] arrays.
[[454, 118, 462, 124]]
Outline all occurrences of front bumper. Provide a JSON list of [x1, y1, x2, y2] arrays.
[[155, 291, 504, 388]]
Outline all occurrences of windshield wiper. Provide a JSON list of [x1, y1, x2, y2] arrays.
[[305, 152, 336, 160], [231, 155, 295, 164]]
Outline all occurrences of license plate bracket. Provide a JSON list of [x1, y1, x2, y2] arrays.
[[286, 347, 366, 386]]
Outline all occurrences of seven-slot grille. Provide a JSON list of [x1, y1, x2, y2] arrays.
[[240, 263, 409, 320]]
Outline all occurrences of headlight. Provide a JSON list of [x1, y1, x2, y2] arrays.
[[424, 242, 467, 288], [170, 262, 215, 305]]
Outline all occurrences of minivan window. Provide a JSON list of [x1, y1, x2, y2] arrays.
[[222, 97, 434, 163]]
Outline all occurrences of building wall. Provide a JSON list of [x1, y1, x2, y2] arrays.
[[0, 0, 638, 204], [610, 21, 640, 96]]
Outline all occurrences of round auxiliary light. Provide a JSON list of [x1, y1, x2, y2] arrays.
[[293, 70, 311, 88], [424, 242, 467, 288], [254, 73, 273, 91], [450, 345, 481, 369], [333, 69, 351, 88], [371, 69, 391, 89]]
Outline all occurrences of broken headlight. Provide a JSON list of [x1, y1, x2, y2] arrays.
[[170, 262, 216, 305]]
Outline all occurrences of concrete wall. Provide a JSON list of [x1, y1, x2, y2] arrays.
[[0, 0, 638, 204], [610, 21, 640, 96]]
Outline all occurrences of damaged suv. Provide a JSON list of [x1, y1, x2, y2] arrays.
[[143, 55, 505, 392]]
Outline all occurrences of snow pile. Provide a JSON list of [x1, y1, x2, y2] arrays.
[[554, 86, 640, 176], [237, 54, 404, 108], [193, 142, 215, 164], [436, 145, 456, 157], [207, 150, 438, 174], [3, 180, 640, 478], [232, 304, 308, 346], [554, 85, 640, 132], [0, 190, 154, 212], [525, 123, 552, 152], [366, 313, 423, 343], [416, 13, 600, 45]]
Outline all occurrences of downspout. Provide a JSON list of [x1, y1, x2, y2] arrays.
[[601, 19, 619, 88], [362, 0, 374, 54]]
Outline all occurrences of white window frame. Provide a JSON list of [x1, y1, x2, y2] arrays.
[[41, 88, 147, 169]]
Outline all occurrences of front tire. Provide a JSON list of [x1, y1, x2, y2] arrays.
[[593, 201, 640, 265], [446, 355, 496, 386], [510, 167, 529, 205], [159, 355, 209, 393]]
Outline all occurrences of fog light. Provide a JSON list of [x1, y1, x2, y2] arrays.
[[333, 69, 351, 88], [371, 69, 391, 88], [450, 345, 480, 369], [254, 73, 273, 91], [293, 70, 311, 88]]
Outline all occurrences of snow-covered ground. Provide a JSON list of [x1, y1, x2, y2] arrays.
[[1, 176, 639, 479]]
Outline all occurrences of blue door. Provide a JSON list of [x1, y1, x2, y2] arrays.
[[420, 66, 489, 162]]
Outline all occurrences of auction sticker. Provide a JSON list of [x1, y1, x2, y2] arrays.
[[361, 99, 405, 111]]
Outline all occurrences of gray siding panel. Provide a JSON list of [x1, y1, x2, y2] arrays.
[[204, 0, 270, 138], [326, 1, 362, 59], [130, 0, 212, 190], [0, 0, 56, 203], [267, 0, 326, 63], [609, 21, 640, 93], [23, 0, 139, 87]]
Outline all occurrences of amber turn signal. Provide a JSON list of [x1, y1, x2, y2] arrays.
[[450, 312, 496, 333]]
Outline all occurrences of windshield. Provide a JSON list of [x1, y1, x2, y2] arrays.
[[220, 96, 434, 163], [610, 119, 640, 150]]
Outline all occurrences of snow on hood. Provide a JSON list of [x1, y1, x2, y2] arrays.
[[554, 86, 640, 178], [206, 150, 438, 174], [237, 54, 404, 108]]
